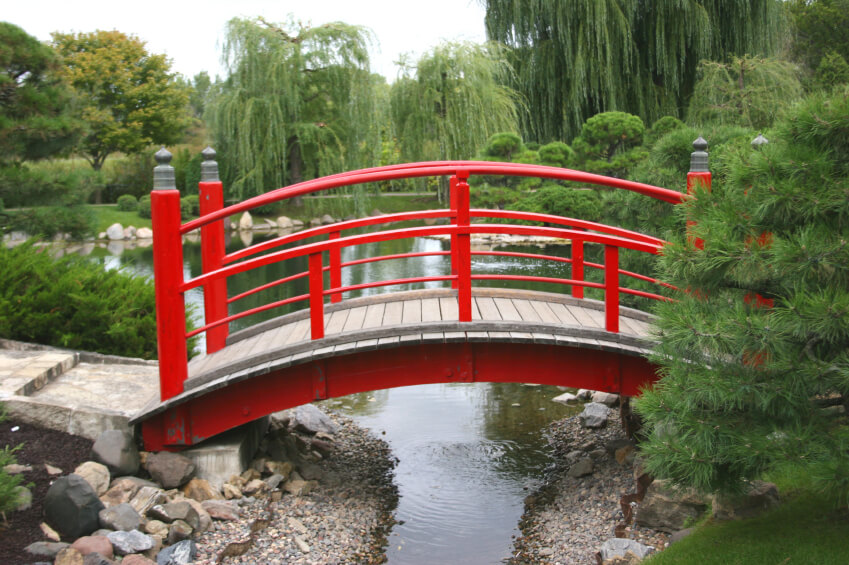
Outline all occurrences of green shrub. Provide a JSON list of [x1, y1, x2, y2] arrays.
[[0, 164, 98, 208], [179, 197, 193, 219], [513, 184, 603, 222], [137, 195, 151, 219], [116, 194, 138, 212], [7, 206, 95, 239], [0, 242, 196, 359], [182, 195, 200, 216]]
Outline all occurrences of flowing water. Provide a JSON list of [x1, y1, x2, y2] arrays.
[[76, 231, 585, 563]]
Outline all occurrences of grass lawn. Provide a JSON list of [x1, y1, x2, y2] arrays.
[[89, 205, 152, 233], [645, 488, 849, 564]]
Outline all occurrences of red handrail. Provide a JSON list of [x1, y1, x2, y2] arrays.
[[152, 161, 682, 401]]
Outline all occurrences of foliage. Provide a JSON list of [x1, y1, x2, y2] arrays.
[[538, 141, 573, 168], [0, 164, 99, 208], [646, 116, 686, 148], [687, 56, 803, 130], [50, 30, 190, 176], [815, 51, 849, 90], [513, 185, 603, 222], [571, 111, 648, 178], [634, 87, 849, 504], [180, 196, 198, 219], [207, 17, 381, 202], [390, 42, 522, 181], [0, 22, 80, 164], [6, 205, 95, 239], [479, 132, 524, 160], [0, 410, 24, 515], [0, 242, 193, 359], [116, 194, 138, 212], [484, 0, 787, 142], [788, 0, 849, 79], [137, 195, 151, 219]]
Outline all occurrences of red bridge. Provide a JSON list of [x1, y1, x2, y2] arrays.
[[134, 151, 709, 451]]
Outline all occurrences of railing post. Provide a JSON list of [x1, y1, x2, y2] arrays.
[[309, 252, 325, 339], [687, 137, 711, 250], [150, 148, 188, 400], [455, 171, 472, 322], [198, 147, 228, 353], [571, 238, 584, 299], [604, 245, 620, 333], [449, 175, 459, 289], [329, 231, 342, 303]]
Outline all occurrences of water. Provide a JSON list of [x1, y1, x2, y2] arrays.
[[73, 231, 585, 563]]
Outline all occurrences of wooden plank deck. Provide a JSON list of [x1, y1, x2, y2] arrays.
[[182, 288, 657, 393]]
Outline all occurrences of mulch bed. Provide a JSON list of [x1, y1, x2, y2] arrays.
[[0, 419, 94, 565]]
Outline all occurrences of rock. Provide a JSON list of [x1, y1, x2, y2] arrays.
[[129, 485, 167, 516], [144, 519, 170, 537], [277, 216, 294, 228], [14, 484, 32, 510], [4, 463, 32, 474], [284, 478, 316, 496], [83, 553, 118, 565], [592, 391, 620, 406], [599, 538, 654, 561], [309, 217, 322, 227], [98, 502, 141, 531], [242, 478, 269, 496], [265, 473, 286, 490], [136, 227, 153, 239], [669, 527, 695, 544], [145, 452, 195, 488], [148, 501, 200, 530], [122, 555, 157, 565], [40, 521, 62, 541], [320, 214, 335, 225], [178, 496, 212, 533], [552, 392, 578, 404], [70, 535, 114, 558], [106, 529, 155, 555], [123, 226, 137, 239], [576, 388, 593, 400], [605, 438, 635, 455], [201, 500, 241, 521], [221, 483, 242, 499], [294, 534, 311, 553], [45, 463, 63, 475], [568, 457, 594, 478], [25, 541, 70, 559], [292, 219, 304, 227], [166, 519, 193, 544], [75, 462, 111, 496], [615, 445, 636, 466], [265, 460, 293, 478], [55, 547, 85, 565], [238, 211, 253, 231], [712, 480, 780, 521], [45, 474, 105, 539], [636, 479, 709, 533], [370, 208, 385, 216], [91, 430, 140, 477], [264, 218, 277, 228], [299, 461, 325, 481], [579, 402, 610, 428], [291, 404, 340, 435], [180, 477, 220, 502], [156, 539, 197, 565], [101, 477, 147, 507], [106, 223, 124, 241]]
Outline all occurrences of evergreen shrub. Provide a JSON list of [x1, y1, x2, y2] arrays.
[[116, 194, 138, 212], [0, 407, 25, 516], [7, 206, 94, 239], [137, 195, 151, 219]]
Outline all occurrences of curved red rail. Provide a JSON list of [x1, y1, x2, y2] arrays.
[[151, 161, 683, 401]]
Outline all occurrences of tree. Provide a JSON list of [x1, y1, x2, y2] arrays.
[[207, 17, 381, 202], [634, 87, 849, 504], [50, 30, 190, 177], [0, 22, 79, 164], [571, 111, 648, 178], [687, 56, 803, 130], [484, 0, 787, 142], [788, 0, 849, 79]]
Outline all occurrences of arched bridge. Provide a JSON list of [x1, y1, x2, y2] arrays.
[[134, 155, 705, 451]]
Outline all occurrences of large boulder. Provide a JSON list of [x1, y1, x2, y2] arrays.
[[238, 211, 253, 231], [599, 538, 654, 563], [591, 391, 620, 406], [98, 502, 142, 531], [636, 479, 709, 533], [579, 402, 610, 428], [106, 223, 124, 241], [44, 474, 105, 539], [291, 404, 340, 435], [145, 452, 196, 489], [106, 529, 155, 556], [156, 539, 197, 565], [74, 461, 111, 496], [90, 430, 140, 477], [70, 535, 113, 559]]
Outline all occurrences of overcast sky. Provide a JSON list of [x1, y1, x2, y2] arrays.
[[5, 0, 488, 82]]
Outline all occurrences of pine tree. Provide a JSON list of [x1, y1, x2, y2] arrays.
[[483, 0, 786, 142], [635, 87, 849, 504]]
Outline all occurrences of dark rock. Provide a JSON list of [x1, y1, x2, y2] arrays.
[[90, 431, 140, 476], [201, 500, 241, 521], [99, 502, 141, 531], [156, 539, 197, 565], [148, 501, 200, 530], [291, 404, 340, 435], [568, 457, 594, 478], [636, 479, 709, 533], [145, 452, 195, 488], [713, 481, 780, 521], [106, 529, 155, 555], [166, 519, 193, 544], [25, 541, 70, 559], [44, 474, 105, 538]]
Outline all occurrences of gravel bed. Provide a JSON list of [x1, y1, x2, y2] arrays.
[[508, 412, 669, 564], [192, 412, 398, 564]]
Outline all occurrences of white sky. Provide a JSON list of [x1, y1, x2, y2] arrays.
[[4, 0, 488, 83]]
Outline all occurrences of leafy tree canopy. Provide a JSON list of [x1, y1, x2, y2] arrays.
[[635, 87, 849, 505], [0, 22, 79, 163], [484, 0, 786, 142], [50, 30, 190, 173], [571, 111, 648, 178], [788, 0, 849, 76]]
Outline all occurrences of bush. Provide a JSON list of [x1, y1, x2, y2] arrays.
[[0, 242, 196, 359], [182, 195, 200, 216], [180, 197, 193, 219], [137, 195, 151, 219], [0, 406, 25, 516], [0, 164, 98, 208], [116, 194, 138, 212], [7, 206, 95, 239], [513, 184, 603, 222]]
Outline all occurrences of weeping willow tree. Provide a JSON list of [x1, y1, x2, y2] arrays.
[[484, 0, 787, 142], [207, 17, 382, 202], [390, 42, 521, 165]]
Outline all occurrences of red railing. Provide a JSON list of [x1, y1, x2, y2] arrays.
[[151, 160, 691, 402]]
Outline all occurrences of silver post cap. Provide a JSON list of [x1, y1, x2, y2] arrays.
[[200, 146, 220, 182], [153, 147, 177, 191], [690, 137, 709, 173]]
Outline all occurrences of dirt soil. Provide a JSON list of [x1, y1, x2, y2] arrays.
[[0, 418, 94, 565]]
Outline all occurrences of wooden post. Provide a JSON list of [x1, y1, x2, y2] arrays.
[[150, 148, 188, 400], [455, 171, 472, 322], [198, 147, 228, 353]]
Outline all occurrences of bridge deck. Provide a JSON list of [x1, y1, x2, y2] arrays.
[[180, 287, 656, 398]]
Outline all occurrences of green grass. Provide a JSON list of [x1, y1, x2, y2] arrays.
[[644, 486, 849, 564], [89, 205, 152, 233]]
